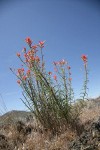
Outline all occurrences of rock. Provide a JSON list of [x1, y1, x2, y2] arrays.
[[69, 117, 100, 150]]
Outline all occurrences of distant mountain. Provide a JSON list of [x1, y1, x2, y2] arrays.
[[0, 110, 34, 126]]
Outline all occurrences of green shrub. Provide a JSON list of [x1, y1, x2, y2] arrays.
[[10, 37, 89, 134]]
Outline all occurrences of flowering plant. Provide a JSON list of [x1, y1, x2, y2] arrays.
[[10, 37, 89, 133]]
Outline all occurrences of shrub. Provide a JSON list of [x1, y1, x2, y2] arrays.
[[10, 37, 89, 134]]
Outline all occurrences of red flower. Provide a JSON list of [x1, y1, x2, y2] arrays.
[[81, 55, 87, 63], [48, 72, 52, 75], [16, 53, 20, 57], [53, 75, 57, 80], [25, 58, 29, 63], [25, 37, 32, 46], [17, 68, 24, 75], [30, 56, 35, 61], [21, 68, 24, 72], [22, 76, 27, 81], [17, 69, 22, 74], [32, 45, 38, 50], [17, 80, 21, 84], [27, 70, 31, 76], [39, 41, 45, 48], [24, 53, 27, 58], [35, 56, 40, 62]]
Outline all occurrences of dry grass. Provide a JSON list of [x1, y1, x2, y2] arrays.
[[0, 119, 76, 150], [80, 106, 100, 124], [16, 128, 76, 150], [0, 97, 100, 150], [80, 97, 100, 124]]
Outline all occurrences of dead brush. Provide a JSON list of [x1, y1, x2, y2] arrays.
[[80, 97, 100, 124], [18, 125, 76, 150]]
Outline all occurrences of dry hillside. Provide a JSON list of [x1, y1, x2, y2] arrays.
[[0, 97, 100, 150]]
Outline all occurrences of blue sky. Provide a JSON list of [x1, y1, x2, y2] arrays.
[[0, 0, 100, 113]]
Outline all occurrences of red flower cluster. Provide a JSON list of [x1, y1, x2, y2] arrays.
[[17, 68, 24, 75], [81, 55, 87, 63], [25, 37, 32, 46], [16, 38, 46, 84], [24, 52, 40, 64], [25, 37, 45, 49], [17, 68, 31, 84]]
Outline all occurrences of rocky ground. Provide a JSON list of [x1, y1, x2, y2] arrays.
[[69, 117, 100, 150], [0, 111, 35, 150], [0, 97, 100, 150], [69, 96, 100, 150]]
